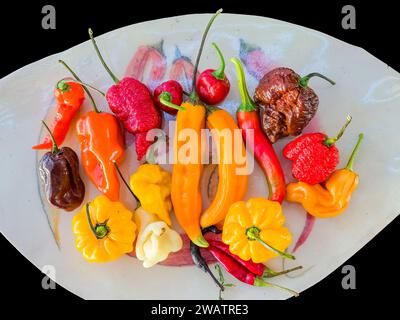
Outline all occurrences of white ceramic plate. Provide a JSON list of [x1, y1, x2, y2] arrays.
[[0, 13, 399, 300]]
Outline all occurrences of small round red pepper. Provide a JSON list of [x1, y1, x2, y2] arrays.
[[153, 80, 184, 115], [196, 43, 230, 105]]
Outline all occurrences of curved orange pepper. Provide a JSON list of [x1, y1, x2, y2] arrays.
[[286, 133, 363, 218], [76, 111, 124, 201], [200, 108, 248, 228]]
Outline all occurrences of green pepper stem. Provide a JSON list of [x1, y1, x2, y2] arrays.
[[67, 80, 106, 97], [58, 60, 100, 113], [246, 226, 295, 260], [56, 79, 71, 93], [263, 265, 303, 278], [113, 161, 141, 208], [191, 9, 223, 99], [298, 72, 336, 88], [254, 277, 299, 297], [346, 133, 364, 171], [159, 92, 186, 111], [88, 28, 120, 84], [324, 115, 352, 147], [85, 203, 97, 236], [211, 43, 226, 80], [41, 120, 59, 154], [231, 57, 257, 112]]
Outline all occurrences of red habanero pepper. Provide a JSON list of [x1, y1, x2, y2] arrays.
[[196, 43, 230, 105], [207, 245, 299, 296], [283, 115, 352, 185], [89, 29, 179, 161], [33, 78, 84, 150], [231, 58, 285, 203]]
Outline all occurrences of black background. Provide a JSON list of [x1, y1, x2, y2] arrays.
[[1, 0, 399, 313]]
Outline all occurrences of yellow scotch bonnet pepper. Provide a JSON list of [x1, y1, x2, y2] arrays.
[[130, 164, 172, 225], [222, 197, 293, 263], [134, 207, 182, 268], [286, 133, 363, 218], [72, 195, 137, 263]]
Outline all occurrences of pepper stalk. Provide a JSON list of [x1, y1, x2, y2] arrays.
[[41, 121, 59, 154]]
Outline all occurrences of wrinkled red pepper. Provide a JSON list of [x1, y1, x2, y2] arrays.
[[283, 115, 352, 185], [89, 29, 162, 161]]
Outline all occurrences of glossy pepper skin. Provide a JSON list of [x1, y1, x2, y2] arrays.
[[76, 111, 124, 201], [130, 164, 172, 225], [254, 68, 335, 143], [72, 195, 137, 263], [200, 108, 248, 228], [171, 102, 209, 247], [207, 244, 298, 296], [89, 29, 162, 161], [153, 80, 183, 115], [222, 198, 292, 263], [196, 43, 230, 105], [33, 80, 84, 150], [283, 116, 352, 185], [231, 58, 285, 203], [39, 122, 85, 211], [286, 134, 363, 218]]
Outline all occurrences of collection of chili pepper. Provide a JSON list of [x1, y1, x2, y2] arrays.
[[33, 7, 364, 299]]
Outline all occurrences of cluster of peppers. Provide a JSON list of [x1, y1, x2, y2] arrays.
[[34, 8, 364, 298]]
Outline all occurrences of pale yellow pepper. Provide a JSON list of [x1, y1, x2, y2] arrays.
[[72, 195, 137, 263], [134, 207, 182, 268], [130, 164, 172, 225]]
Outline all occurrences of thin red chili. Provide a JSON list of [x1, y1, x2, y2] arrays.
[[231, 58, 286, 203]]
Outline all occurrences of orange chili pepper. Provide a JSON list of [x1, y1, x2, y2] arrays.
[[76, 111, 124, 201], [200, 108, 248, 228]]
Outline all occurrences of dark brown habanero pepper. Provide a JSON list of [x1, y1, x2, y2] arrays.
[[39, 121, 85, 211], [254, 68, 335, 143]]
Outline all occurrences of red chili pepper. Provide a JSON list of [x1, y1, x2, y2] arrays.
[[283, 115, 352, 185], [231, 58, 286, 203], [32, 78, 84, 150], [196, 43, 230, 105], [153, 80, 184, 115], [89, 29, 166, 161], [207, 245, 298, 296], [208, 240, 264, 276]]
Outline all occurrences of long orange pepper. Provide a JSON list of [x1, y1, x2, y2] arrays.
[[200, 108, 248, 228], [57, 61, 125, 201]]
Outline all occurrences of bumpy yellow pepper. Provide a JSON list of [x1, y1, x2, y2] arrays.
[[72, 195, 137, 263], [130, 164, 172, 225], [286, 134, 363, 218], [134, 207, 182, 268], [222, 198, 293, 263]]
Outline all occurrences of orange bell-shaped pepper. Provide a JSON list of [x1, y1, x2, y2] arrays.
[[286, 133, 363, 218], [76, 111, 124, 201]]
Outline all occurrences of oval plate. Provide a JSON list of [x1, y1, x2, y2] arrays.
[[0, 13, 399, 300]]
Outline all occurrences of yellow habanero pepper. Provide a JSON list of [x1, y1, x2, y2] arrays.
[[130, 164, 172, 225], [222, 198, 294, 263], [286, 133, 363, 218], [72, 195, 137, 263]]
